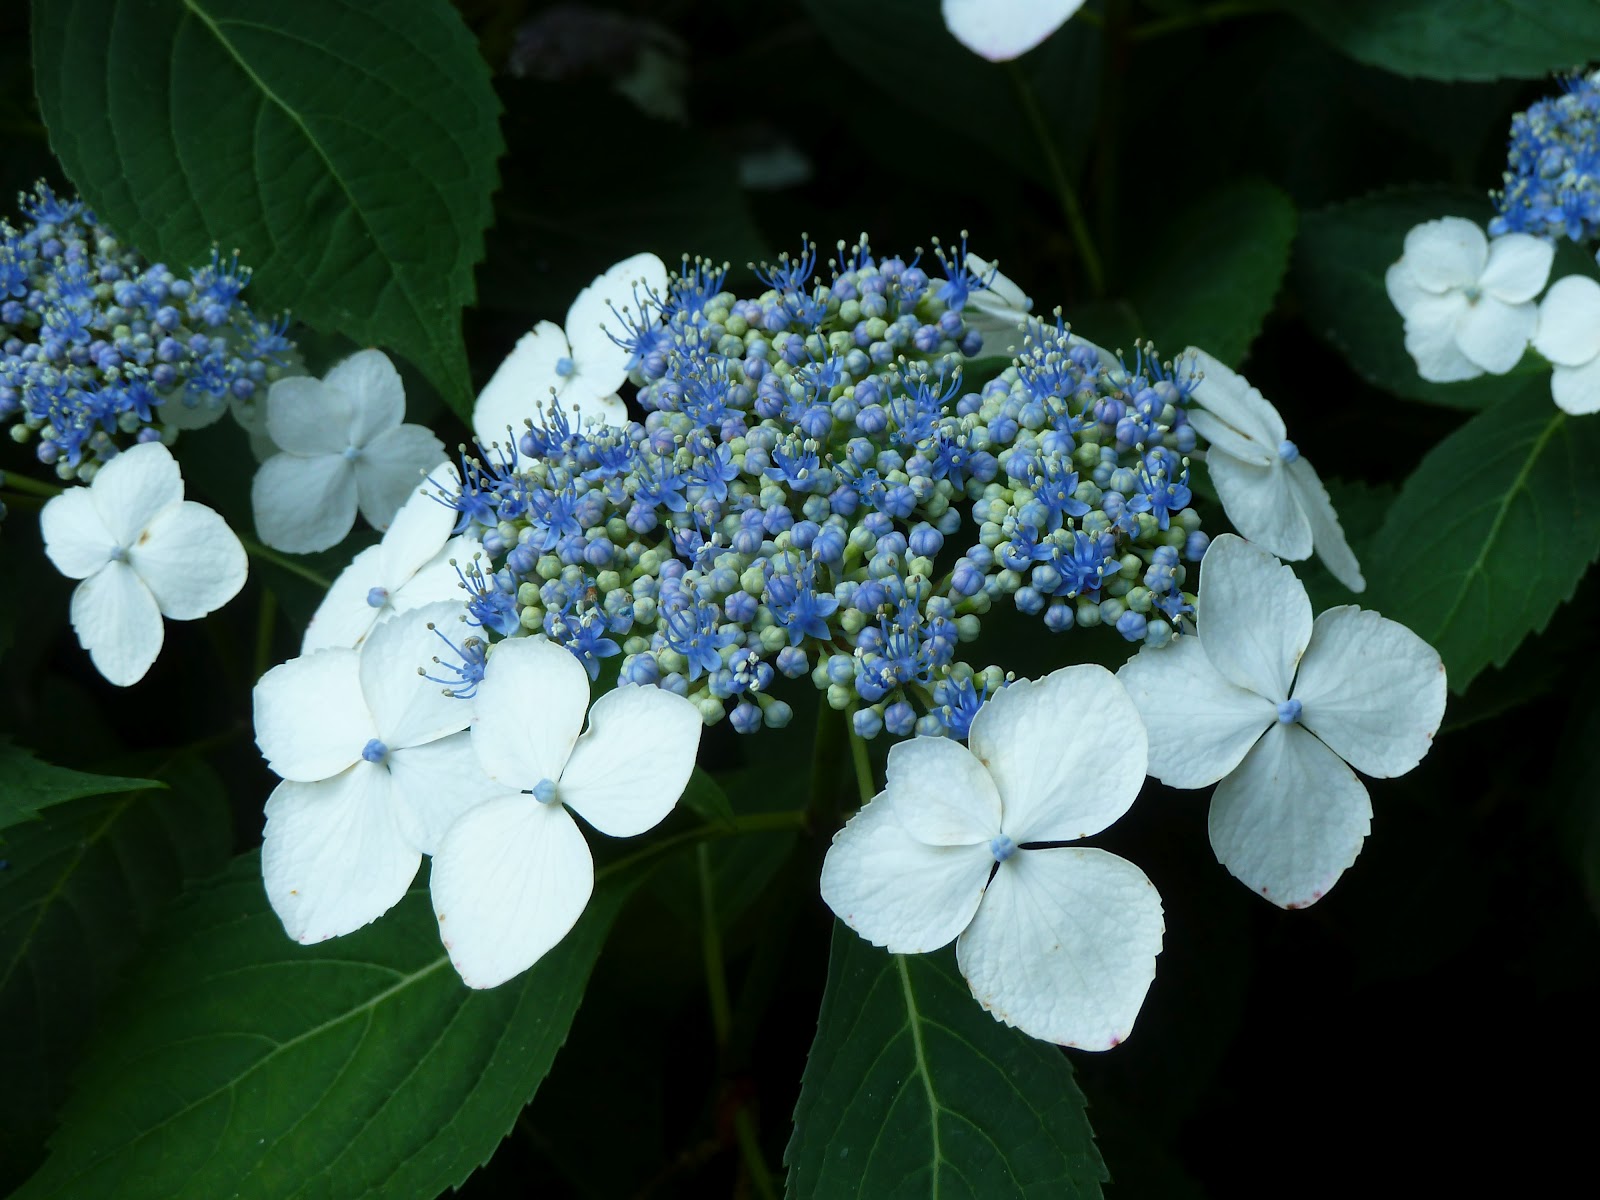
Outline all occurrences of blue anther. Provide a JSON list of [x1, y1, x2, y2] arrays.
[[1276, 698, 1302, 724], [989, 834, 1017, 863], [361, 738, 389, 763]]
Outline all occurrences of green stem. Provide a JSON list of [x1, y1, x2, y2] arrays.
[[0, 490, 43, 512], [733, 1108, 779, 1200], [238, 535, 332, 590], [1005, 64, 1106, 299], [698, 843, 733, 1051], [1130, 1, 1278, 41], [254, 589, 278, 679], [2, 472, 61, 498], [848, 725, 875, 806], [806, 702, 847, 832]]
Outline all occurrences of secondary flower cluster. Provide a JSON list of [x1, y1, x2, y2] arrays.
[[1492, 68, 1600, 245], [445, 239, 1212, 740], [0, 182, 293, 478]]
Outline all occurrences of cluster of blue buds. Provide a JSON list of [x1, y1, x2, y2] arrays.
[[1491, 69, 1600, 245], [0, 182, 293, 479], [443, 236, 1210, 740]]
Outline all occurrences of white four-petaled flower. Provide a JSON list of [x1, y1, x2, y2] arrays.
[[472, 252, 670, 447], [1184, 348, 1365, 592], [431, 636, 703, 989], [1532, 274, 1600, 416], [820, 664, 1164, 1050], [941, 0, 1085, 62], [251, 349, 445, 553], [962, 253, 1034, 358], [254, 601, 492, 943], [41, 441, 247, 686], [1117, 535, 1446, 909], [1385, 217, 1553, 383]]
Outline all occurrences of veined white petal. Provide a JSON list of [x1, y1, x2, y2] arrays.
[[377, 462, 458, 585], [251, 452, 359, 554], [326, 349, 406, 447], [1204, 451, 1313, 562], [1187, 408, 1273, 467], [471, 637, 589, 788], [472, 321, 571, 448], [431, 794, 594, 988], [559, 684, 703, 838], [1400, 216, 1487, 292], [819, 791, 994, 954], [253, 647, 375, 782], [40, 485, 115, 580], [262, 768, 421, 943], [87, 441, 184, 547], [882, 737, 1000, 846], [965, 253, 1032, 314], [567, 251, 668, 368], [391, 535, 481, 612], [353, 424, 447, 533], [940, 0, 1085, 61], [1197, 534, 1313, 702], [1284, 459, 1365, 593], [1455, 295, 1536, 375], [1293, 606, 1446, 778], [302, 545, 387, 653], [131, 500, 247, 619], [1552, 357, 1600, 416], [265, 375, 353, 457], [1402, 296, 1483, 383], [956, 847, 1164, 1050], [1183, 348, 1287, 450], [1533, 275, 1600, 368], [360, 602, 475, 748], [386, 732, 496, 855], [1478, 233, 1554, 304], [1208, 723, 1371, 909], [69, 560, 163, 687]]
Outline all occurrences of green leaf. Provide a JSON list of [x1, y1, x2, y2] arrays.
[[679, 766, 736, 830], [31, 0, 503, 419], [0, 743, 158, 837], [1283, 0, 1600, 82], [16, 854, 639, 1200], [785, 922, 1106, 1199], [1294, 187, 1553, 411], [0, 759, 231, 1188], [1363, 386, 1600, 692]]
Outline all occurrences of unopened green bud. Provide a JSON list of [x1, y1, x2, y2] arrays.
[[826, 682, 853, 711], [1076, 597, 1103, 627]]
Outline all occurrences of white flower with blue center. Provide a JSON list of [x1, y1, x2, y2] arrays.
[[251, 349, 446, 553], [1184, 348, 1366, 593], [254, 601, 492, 943], [1385, 217, 1553, 382], [819, 664, 1164, 1051], [41, 441, 246, 686], [1117, 535, 1446, 909], [430, 635, 703, 988], [472, 252, 670, 447], [1532, 274, 1600, 415], [301, 462, 480, 652], [941, 0, 1085, 62]]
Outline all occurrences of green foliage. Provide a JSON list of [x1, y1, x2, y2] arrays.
[[30, 0, 503, 419], [0, 742, 157, 837], [1364, 387, 1600, 692], [1286, 0, 1600, 82], [679, 766, 736, 830], [785, 922, 1106, 1199], [14, 855, 636, 1200]]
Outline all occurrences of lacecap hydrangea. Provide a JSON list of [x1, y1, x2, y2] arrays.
[[1492, 68, 1600, 246], [437, 237, 1214, 741], [0, 182, 293, 481]]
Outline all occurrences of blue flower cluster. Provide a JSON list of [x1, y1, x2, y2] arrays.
[[0, 182, 292, 479], [444, 238, 1209, 740], [1491, 69, 1600, 244]]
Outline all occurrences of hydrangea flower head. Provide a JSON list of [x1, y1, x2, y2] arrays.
[[41, 441, 246, 685], [1492, 69, 1600, 244], [820, 664, 1163, 1050], [1532, 275, 1600, 415], [1117, 535, 1446, 908]]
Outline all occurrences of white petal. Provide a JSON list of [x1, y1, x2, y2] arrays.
[[1117, 636, 1274, 790], [967, 665, 1148, 844], [251, 452, 359, 553], [1533, 275, 1600, 367], [1552, 357, 1600, 416], [69, 560, 163, 687], [1479, 233, 1554, 304], [882, 737, 1001, 846], [1455, 295, 1536, 375], [326, 349, 405, 447], [353, 424, 447, 532], [1292, 606, 1446, 778], [1284, 459, 1365, 593], [965, 253, 1033, 314], [265, 375, 353, 456], [1383, 260, 1433, 320], [956, 847, 1164, 1050], [87, 441, 184, 547], [1209, 725, 1367, 909], [1399, 217, 1487, 292], [302, 545, 386, 653], [1187, 408, 1273, 467], [252, 647, 375, 782], [472, 321, 570, 448], [940, 0, 1085, 61], [157, 394, 230, 430], [431, 794, 594, 989], [40, 486, 115, 579], [567, 392, 629, 430], [471, 636, 589, 788], [819, 790, 994, 954], [1402, 297, 1483, 382], [377, 463, 457, 584], [391, 535, 480, 611], [360, 602, 475, 748], [130, 500, 247, 619], [385, 732, 496, 854], [261, 768, 421, 943], [559, 684, 702, 837], [1204, 451, 1312, 561], [1184, 348, 1287, 450], [566, 251, 668, 384], [1197, 534, 1313, 701]]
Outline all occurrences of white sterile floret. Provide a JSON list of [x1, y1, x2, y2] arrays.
[[301, 462, 480, 652], [941, 0, 1085, 62], [430, 636, 703, 988], [1385, 217, 1553, 382], [1117, 535, 1446, 909], [1184, 347, 1365, 593], [820, 665, 1163, 1051], [253, 601, 493, 944], [41, 441, 246, 687], [472, 252, 670, 448], [251, 349, 446, 554], [1532, 275, 1600, 416], [962, 253, 1034, 358]]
